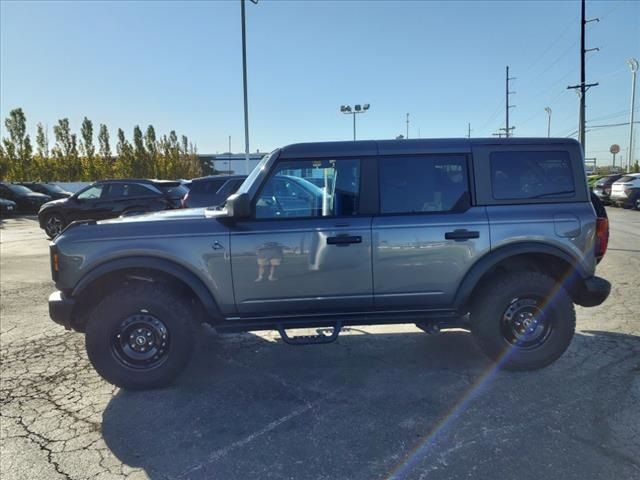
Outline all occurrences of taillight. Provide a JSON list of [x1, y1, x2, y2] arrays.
[[595, 217, 609, 262]]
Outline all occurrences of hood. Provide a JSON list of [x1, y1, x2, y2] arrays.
[[39, 197, 69, 210], [98, 207, 227, 224], [56, 207, 230, 243], [26, 192, 51, 200]]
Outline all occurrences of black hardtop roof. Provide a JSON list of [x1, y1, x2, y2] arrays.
[[278, 137, 580, 159]]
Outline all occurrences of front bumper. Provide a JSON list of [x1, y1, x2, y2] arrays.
[[48, 291, 76, 330], [575, 276, 611, 307]]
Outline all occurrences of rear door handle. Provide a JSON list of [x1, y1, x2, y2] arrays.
[[327, 235, 362, 246], [445, 229, 480, 241]]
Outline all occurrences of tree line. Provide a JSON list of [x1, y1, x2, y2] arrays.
[[0, 108, 203, 182]]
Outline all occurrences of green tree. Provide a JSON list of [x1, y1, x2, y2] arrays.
[[80, 117, 96, 180], [144, 125, 158, 178], [33, 123, 52, 181], [52, 118, 77, 180], [2, 108, 33, 180], [0, 143, 8, 180], [132, 125, 146, 178], [114, 128, 134, 177], [98, 124, 112, 178]]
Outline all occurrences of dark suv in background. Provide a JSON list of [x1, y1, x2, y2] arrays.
[[592, 174, 624, 205], [0, 182, 52, 213], [182, 175, 246, 208], [38, 179, 188, 238], [19, 182, 72, 200]]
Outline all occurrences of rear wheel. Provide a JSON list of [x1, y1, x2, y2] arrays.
[[85, 282, 197, 389], [470, 271, 575, 370]]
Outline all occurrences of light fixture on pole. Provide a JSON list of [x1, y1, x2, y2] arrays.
[[340, 104, 370, 141], [241, 0, 258, 175], [544, 107, 552, 138], [627, 58, 638, 172]]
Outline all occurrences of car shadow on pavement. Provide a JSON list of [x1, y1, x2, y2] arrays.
[[101, 328, 640, 480]]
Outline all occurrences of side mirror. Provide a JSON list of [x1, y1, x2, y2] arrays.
[[226, 192, 250, 219]]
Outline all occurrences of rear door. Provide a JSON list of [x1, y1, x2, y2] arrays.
[[229, 156, 373, 316], [372, 154, 490, 309]]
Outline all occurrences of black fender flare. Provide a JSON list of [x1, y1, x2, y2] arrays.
[[72, 256, 222, 319], [452, 242, 588, 310]]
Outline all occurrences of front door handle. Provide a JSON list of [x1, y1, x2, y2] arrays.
[[445, 229, 480, 241], [327, 235, 362, 246]]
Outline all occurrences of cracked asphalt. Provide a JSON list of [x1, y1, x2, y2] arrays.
[[1, 209, 639, 480]]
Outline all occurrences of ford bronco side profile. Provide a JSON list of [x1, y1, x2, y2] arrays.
[[48, 138, 611, 389]]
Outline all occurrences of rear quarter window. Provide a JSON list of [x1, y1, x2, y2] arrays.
[[490, 151, 575, 200]]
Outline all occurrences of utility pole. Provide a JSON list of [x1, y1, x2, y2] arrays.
[[228, 135, 232, 174], [545, 107, 552, 137], [467, 122, 472, 139], [499, 66, 516, 138], [567, 0, 599, 153], [406, 113, 410, 139], [627, 58, 638, 172]]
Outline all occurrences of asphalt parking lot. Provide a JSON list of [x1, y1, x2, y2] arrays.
[[1, 209, 639, 480]]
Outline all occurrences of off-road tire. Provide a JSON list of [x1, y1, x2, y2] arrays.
[[85, 282, 197, 390], [470, 271, 576, 371]]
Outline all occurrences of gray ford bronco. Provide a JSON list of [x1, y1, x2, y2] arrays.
[[48, 138, 611, 389]]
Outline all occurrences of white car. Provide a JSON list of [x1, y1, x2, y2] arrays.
[[610, 173, 640, 210]]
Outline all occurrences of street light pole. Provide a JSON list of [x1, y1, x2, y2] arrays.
[[545, 107, 552, 137], [240, 0, 258, 174], [627, 58, 638, 172], [340, 104, 370, 141]]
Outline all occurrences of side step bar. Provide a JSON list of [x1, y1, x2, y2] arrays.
[[277, 322, 342, 345]]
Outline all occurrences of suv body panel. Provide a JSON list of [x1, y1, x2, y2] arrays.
[[48, 138, 610, 333]]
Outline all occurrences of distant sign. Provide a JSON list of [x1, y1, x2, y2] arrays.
[[610, 144, 620, 154]]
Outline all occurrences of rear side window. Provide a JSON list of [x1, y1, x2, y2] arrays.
[[190, 178, 228, 194], [379, 155, 469, 214], [490, 151, 574, 200]]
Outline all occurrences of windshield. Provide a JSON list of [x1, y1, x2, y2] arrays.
[[7, 184, 35, 195]]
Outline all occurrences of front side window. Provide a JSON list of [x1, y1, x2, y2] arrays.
[[379, 155, 469, 214], [76, 185, 104, 200], [255, 159, 360, 219], [490, 151, 575, 200]]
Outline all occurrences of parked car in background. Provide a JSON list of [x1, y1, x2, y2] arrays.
[[0, 182, 52, 213], [610, 173, 640, 209], [19, 182, 73, 200], [182, 175, 247, 208], [38, 179, 188, 238], [592, 174, 624, 204], [0, 197, 17, 217]]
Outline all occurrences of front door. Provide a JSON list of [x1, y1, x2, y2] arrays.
[[230, 157, 373, 316], [372, 154, 490, 309]]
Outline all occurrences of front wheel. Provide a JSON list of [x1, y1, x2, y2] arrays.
[[85, 282, 197, 389], [470, 271, 575, 370], [44, 213, 66, 238]]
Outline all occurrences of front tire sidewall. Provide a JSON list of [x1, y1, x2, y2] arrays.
[[85, 285, 196, 390], [471, 273, 575, 371]]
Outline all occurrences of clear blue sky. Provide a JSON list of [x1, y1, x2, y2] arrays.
[[1, 0, 639, 164]]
